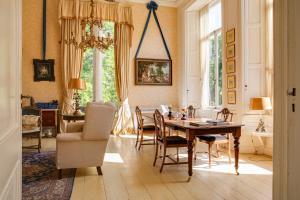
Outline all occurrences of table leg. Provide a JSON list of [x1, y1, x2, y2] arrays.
[[233, 127, 241, 175], [187, 129, 195, 177]]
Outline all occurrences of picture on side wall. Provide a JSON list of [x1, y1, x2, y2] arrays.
[[227, 75, 236, 89], [226, 60, 236, 74], [226, 28, 235, 44], [135, 58, 172, 85], [226, 44, 235, 59], [227, 91, 236, 104], [33, 59, 55, 81]]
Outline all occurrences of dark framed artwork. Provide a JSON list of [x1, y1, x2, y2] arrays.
[[135, 58, 172, 85], [33, 59, 55, 81]]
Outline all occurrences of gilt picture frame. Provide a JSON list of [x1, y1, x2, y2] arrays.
[[226, 44, 235, 59], [227, 91, 236, 104], [227, 75, 236, 89], [226, 28, 235, 44], [135, 58, 172, 85], [226, 60, 236, 74]]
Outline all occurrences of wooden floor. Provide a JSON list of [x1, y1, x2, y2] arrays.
[[24, 134, 272, 200]]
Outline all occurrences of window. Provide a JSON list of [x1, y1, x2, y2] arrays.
[[80, 22, 117, 106], [207, 1, 222, 107]]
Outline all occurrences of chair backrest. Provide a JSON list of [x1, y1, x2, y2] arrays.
[[82, 102, 116, 140], [216, 108, 233, 122], [187, 105, 196, 118], [135, 106, 143, 130], [153, 109, 166, 141]]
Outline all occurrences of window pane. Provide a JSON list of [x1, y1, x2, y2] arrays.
[[208, 1, 222, 33], [101, 22, 118, 104], [80, 48, 94, 106], [217, 32, 223, 106], [209, 35, 216, 106]]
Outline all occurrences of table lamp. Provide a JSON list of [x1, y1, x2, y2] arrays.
[[68, 78, 86, 115], [249, 97, 272, 132]]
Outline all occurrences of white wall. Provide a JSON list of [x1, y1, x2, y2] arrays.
[[0, 0, 22, 199]]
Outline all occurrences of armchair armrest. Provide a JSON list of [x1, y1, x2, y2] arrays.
[[65, 121, 85, 133], [57, 132, 82, 142]]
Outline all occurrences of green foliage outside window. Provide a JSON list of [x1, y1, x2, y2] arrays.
[[80, 22, 117, 106]]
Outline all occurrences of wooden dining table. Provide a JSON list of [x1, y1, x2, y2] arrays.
[[142, 113, 243, 177]]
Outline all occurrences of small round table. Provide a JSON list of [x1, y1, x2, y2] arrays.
[[61, 114, 85, 122]]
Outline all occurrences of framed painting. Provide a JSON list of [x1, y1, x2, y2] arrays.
[[135, 58, 172, 85], [227, 91, 236, 104], [226, 44, 235, 59], [227, 75, 236, 89], [226, 28, 235, 44], [226, 60, 236, 74], [33, 59, 55, 81]]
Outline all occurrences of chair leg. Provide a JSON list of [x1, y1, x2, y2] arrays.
[[176, 147, 179, 163], [194, 139, 197, 160], [138, 130, 143, 150], [58, 169, 62, 179], [228, 139, 232, 164], [153, 142, 159, 166], [216, 144, 220, 158], [38, 133, 41, 153], [97, 166, 103, 175], [208, 142, 212, 167], [135, 129, 139, 148], [160, 146, 167, 173]]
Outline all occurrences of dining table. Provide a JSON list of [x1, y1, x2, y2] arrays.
[[142, 112, 243, 177]]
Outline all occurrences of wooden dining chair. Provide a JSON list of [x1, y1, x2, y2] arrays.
[[153, 109, 188, 172], [135, 106, 155, 150], [194, 108, 233, 167]]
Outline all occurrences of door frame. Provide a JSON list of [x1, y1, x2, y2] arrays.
[[273, 0, 288, 199]]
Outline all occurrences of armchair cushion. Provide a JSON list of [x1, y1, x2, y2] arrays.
[[65, 121, 84, 133]]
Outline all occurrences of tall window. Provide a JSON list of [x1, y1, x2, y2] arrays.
[[207, 1, 222, 107], [80, 22, 117, 106]]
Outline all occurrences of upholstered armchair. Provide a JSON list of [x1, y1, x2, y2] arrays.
[[56, 102, 116, 178]]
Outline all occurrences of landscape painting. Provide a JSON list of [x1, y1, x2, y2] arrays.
[[135, 58, 172, 85]]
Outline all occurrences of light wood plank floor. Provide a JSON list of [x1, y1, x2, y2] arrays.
[[24, 134, 272, 200]]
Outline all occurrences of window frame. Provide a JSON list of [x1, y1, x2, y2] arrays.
[[206, 3, 223, 109]]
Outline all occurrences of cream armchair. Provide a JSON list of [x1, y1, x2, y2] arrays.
[[56, 102, 116, 178]]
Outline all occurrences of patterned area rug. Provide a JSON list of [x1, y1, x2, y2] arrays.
[[22, 151, 76, 200]]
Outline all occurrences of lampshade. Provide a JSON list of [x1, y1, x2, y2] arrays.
[[68, 78, 86, 90], [249, 97, 272, 110]]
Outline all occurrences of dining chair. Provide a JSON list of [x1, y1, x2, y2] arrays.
[[194, 108, 233, 167], [135, 106, 155, 150], [153, 109, 188, 172]]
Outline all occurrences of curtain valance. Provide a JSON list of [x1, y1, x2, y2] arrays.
[[59, 0, 133, 27]]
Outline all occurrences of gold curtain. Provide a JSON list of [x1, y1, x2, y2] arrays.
[[59, 0, 134, 133], [113, 23, 133, 134], [61, 19, 83, 114]]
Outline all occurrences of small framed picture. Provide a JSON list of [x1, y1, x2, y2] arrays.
[[226, 44, 235, 59], [226, 28, 235, 44], [227, 75, 236, 89], [33, 59, 55, 81], [227, 91, 236, 104], [226, 60, 236, 74]]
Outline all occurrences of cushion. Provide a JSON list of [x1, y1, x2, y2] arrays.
[[197, 134, 227, 142], [158, 136, 187, 145], [22, 115, 39, 130]]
